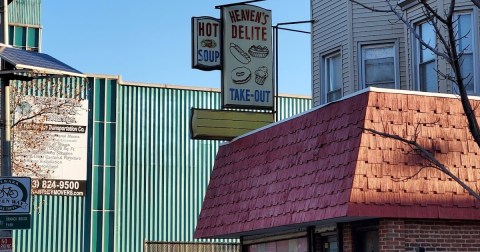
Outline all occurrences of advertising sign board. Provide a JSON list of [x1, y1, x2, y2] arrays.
[[192, 16, 221, 71], [0, 177, 30, 214], [13, 97, 88, 196], [221, 4, 273, 109]]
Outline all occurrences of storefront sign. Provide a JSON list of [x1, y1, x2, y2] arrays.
[[190, 108, 274, 140], [0, 177, 30, 214], [221, 4, 273, 109], [13, 97, 88, 196], [192, 17, 221, 71]]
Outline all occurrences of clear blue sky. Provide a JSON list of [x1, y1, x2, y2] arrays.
[[41, 1, 312, 96]]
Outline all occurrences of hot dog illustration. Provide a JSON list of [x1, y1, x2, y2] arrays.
[[229, 43, 251, 64]]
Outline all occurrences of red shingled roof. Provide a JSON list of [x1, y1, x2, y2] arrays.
[[194, 89, 480, 239]]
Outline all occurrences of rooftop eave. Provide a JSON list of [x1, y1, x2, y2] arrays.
[[195, 216, 373, 239], [398, 0, 420, 10]]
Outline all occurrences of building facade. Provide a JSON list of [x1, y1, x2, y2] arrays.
[[195, 1, 480, 252], [6, 1, 313, 251], [312, 0, 480, 105], [195, 88, 480, 252]]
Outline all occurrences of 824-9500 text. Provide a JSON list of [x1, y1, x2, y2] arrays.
[[31, 179, 86, 196]]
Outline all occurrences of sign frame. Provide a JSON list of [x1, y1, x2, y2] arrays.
[[221, 4, 274, 110], [192, 16, 222, 71]]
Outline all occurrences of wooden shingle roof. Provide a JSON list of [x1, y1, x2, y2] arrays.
[[194, 88, 480, 239]]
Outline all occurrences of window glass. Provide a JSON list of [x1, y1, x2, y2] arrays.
[[247, 237, 308, 252], [315, 234, 338, 252], [14, 26, 26, 49], [325, 52, 342, 102], [27, 27, 39, 49], [362, 45, 395, 88], [457, 13, 474, 93], [458, 14, 472, 52], [418, 22, 437, 92], [9, 25, 40, 52]]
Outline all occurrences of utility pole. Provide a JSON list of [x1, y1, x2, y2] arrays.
[[0, 0, 9, 177], [0, 0, 12, 241]]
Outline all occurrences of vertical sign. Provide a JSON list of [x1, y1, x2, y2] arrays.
[[192, 17, 221, 70], [13, 97, 88, 196], [222, 4, 273, 109]]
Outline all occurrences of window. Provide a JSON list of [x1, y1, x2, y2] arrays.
[[8, 25, 40, 52], [323, 52, 342, 102], [416, 21, 437, 92], [361, 43, 397, 89], [315, 233, 338, 252], [456, 13, 475, 93], [247, 237, 308, 252]]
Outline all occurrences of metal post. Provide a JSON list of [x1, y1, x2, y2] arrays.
[[0, 0, 11, 240], [272, 20, 314, 122], [274, 26, 279, 122], [1, 79, 10, 176]]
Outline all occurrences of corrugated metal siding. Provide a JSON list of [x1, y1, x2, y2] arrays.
[[8, 0, 41, 26], [114, 83, 311, 252], [89, 77, 117, 252], [13, 195, 85, 252]]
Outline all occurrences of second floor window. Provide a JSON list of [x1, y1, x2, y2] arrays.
[[324, 52, 342, 102], [457, 13, 474, 93], [9, 25, 40, 52], [361, 44, 396, 89], [417, 22, 437, 92]]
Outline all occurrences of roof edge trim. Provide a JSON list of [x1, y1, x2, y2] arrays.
[[223, 87, 480, 146]]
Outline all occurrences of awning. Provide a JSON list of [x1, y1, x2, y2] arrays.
[[0, 46, 85, 78]]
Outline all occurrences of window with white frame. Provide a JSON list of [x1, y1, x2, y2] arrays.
[[456, 12, 475, 93], [323, 52, 342, 102], [416, 21, 437, 92], [361, 44, 396, 89]]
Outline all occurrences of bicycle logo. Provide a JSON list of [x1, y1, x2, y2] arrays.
[[0, 186, 18, 199]]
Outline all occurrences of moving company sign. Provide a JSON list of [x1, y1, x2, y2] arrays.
[[192, 17, 221, 70], [13, 97, 88, 197], [222, 4, 273, 109]]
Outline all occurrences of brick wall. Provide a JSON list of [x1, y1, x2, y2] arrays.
[[343, 223, 353, 252], [379, 219, 480, 252]]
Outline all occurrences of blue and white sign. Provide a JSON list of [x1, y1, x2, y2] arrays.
[[192, 16, 221, 71], [0, 177, 30, 214]]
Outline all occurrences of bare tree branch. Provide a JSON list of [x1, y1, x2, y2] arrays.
[[362, 127, 480, 200], [471, 0, 480, 8]]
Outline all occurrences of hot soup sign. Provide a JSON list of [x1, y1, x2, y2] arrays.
[[192, 17, 221, 70]]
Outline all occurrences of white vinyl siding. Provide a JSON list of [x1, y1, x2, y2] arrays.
[[312, 0, 348, 106]]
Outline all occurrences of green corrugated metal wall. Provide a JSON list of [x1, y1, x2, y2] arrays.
[[89, 77, 117, 252], [9, 0, 41, 26], [14, 195, 85, 251]]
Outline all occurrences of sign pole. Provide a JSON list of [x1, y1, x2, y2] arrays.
[[0, 0, 12, 246]]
